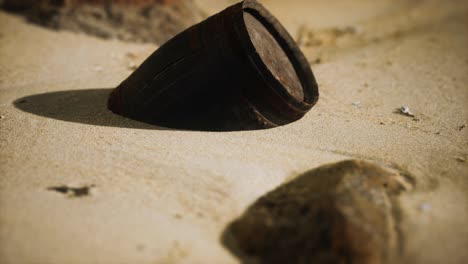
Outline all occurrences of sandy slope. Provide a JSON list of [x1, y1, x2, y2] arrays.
[[1, 0, 467, 263]]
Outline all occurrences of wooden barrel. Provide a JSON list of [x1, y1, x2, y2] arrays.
[[108, 0, 319, 131]]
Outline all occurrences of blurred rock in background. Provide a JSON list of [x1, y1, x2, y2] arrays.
[[1, 0, 206, 44]]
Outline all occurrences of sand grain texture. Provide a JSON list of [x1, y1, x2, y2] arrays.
[[1, 0, 468, 263]]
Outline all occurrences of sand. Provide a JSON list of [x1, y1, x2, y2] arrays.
[[0, 0, 467, 263]]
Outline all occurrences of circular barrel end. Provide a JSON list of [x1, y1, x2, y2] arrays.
[[237, 0, 319, 125]]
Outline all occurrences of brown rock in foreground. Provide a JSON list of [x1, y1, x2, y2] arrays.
[[224, 160, 412, 264]]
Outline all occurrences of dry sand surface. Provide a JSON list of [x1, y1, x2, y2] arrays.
[[1, 0, 468, 263]]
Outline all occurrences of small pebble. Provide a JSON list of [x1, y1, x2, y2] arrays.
[[459, 122, 466, 131], [136, 244, 145, 251], [47, 184, 96, 198], [128, 62, 138, 70], [399, 106, 415, 117], [419, 203, 432, 212], [174, 213, 183, 219]]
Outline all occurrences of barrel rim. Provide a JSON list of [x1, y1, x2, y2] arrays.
[[236, 0, 319, 114]]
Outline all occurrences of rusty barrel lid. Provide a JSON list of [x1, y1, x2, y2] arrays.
[[234, 0, 319, 126], [108, 0, 319, 131]]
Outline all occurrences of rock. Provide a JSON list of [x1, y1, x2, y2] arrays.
[[223, 160, 411, 264], [2, 0, 205, 44]]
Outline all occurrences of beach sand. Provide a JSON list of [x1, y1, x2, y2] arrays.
[[1, 0, 467, 263]]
